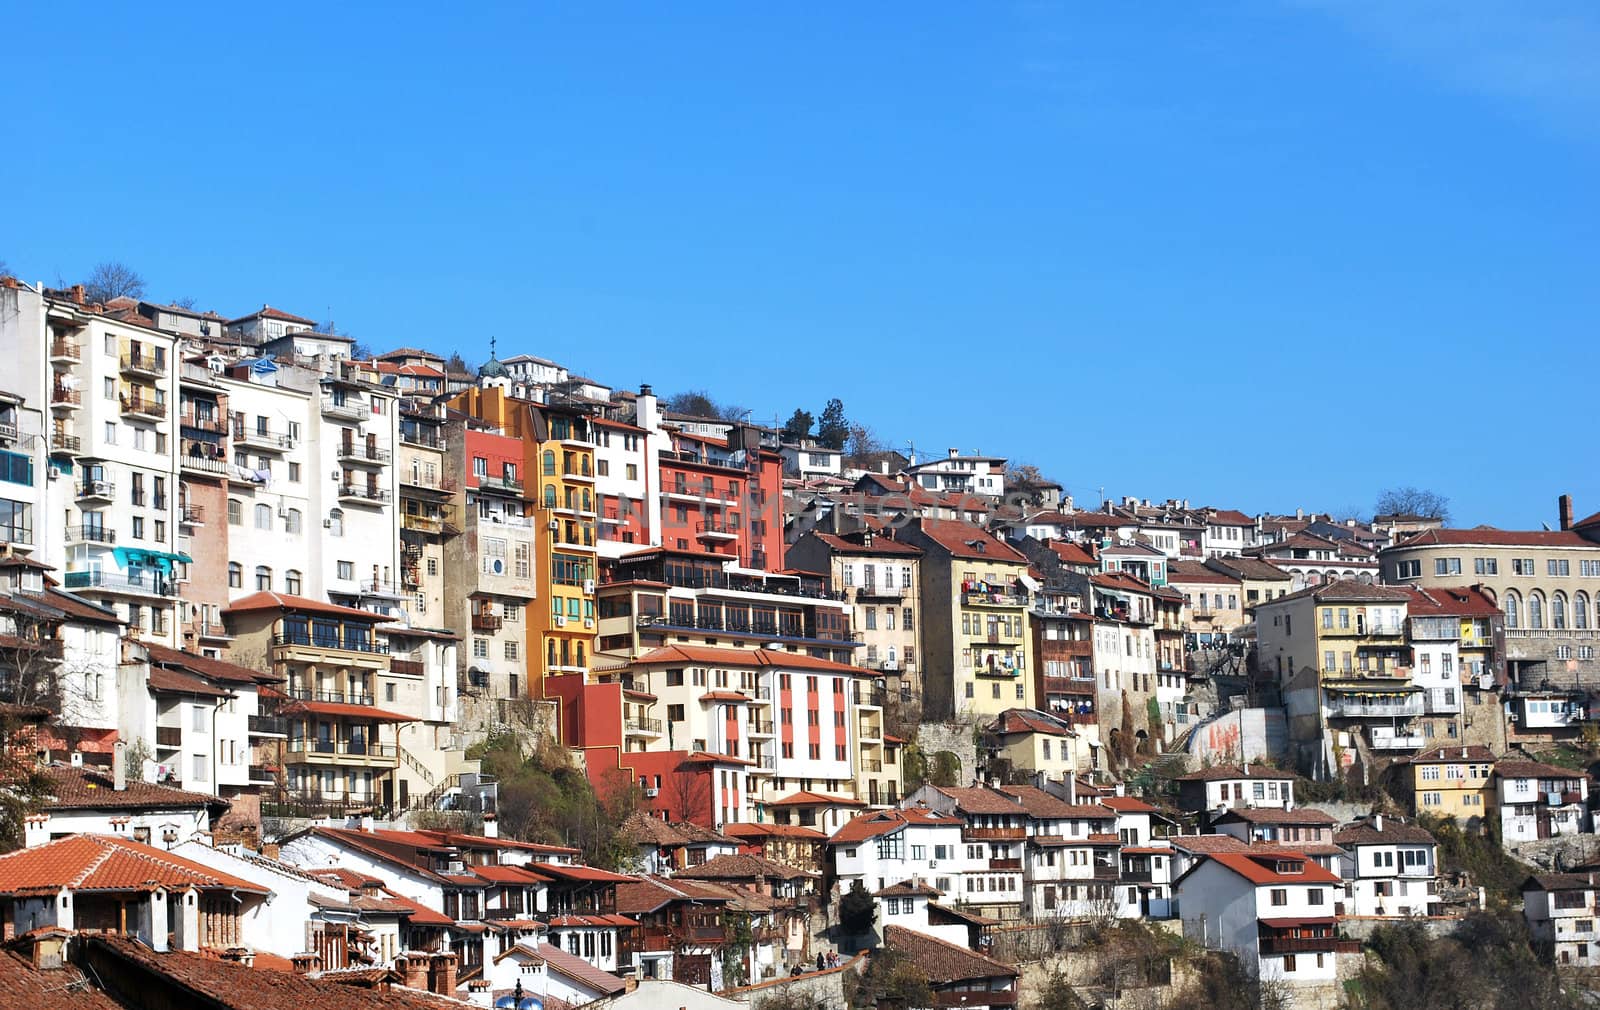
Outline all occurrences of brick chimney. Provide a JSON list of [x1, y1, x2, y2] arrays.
[[428, 951, 458, 995], [397, 952, 430, 990], [1560, 495, 1574, 531], [219, 947, 255, 968], [291, 952, 323, 975]]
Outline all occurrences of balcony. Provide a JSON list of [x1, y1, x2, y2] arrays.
[[248, 715, 288, 738], [231, 427, 294, 453], [931, 991, 1016, 1008], [63, 569, 177, 597], [50, 431, 81, 454], [321, 396, 366, 421], [1257, 935, 1360, 956], [477, 473, 524, 495], [1326, 694, 1424, 719], [625, 717, 663, 736], [861, 759, 884, 773], [389, 658, 425, 677], [181, 443, 230, 476], [696, 522, 739, 542], [962, 826, 1026, 842], [49, 338, 81, 363], [337, 484, 391, 506], [472, 612, 503, 632], [965, 591, 1026, 608], [179, 503, 205, 525], [1369, 727, 1426, 750], [179, 410, 227, 434], [1422, 688, 1461, 715], [400, 473, 457, 495], [286, 738, 399, 765], [273, 634, 389, 656], [400, 429, 445, 450], [249, 765, 278, 785], [856, 583, 906, 600], [50, 388, 80, 410], [285, 687, 377, 706], [119, 352, 165, 379], [65, 525, 116, 545], [156, 726, 182, 749], [122, 397, 167, 421], [402, 514, 445, 535], [989, 858, 1022, 871], [853, 684, 887, 708], [338, 442, 391, 465], [748, 718, 775, 735]]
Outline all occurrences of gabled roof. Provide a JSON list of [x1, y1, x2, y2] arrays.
[[1203, 556, 1294, 582], [1494, 760, 1586, 781], [1101, 796, 1159, 813], [1523, 873, 1599, 893], [921, 784, 1026, 816], [675, 853, 815, 882], [883, 924, 1019, 984], [1408, 745, 1496, 765], [807, 531, 923, 557], [1259, 579, 1411, 606], [875, 879, 941, 898], [914, 519, 1029, 564], [1390, 528, 1599, 550], [221, 591, 394, 621], [995, 785, 1113, 821], [766, 790, 865, 808], [144, 641, 282, 685], [989, 708, 1075, 738], [1165, 561, 1240, 586], [1403, 586, 1502, 619], [1213, 807, 1336, 826], [1334, 818, 1438, 846], [40, 764, 224, 813], [615, 875, 733, 914], [1166, 834, 1252, 855], [0, 835, 267, 897], [830, 808, 962, 844], [537, 942, 626, 995], [1199, 851, 1342, 886], [631, 644, 868, 676], [227, 304, 317, 326], [723, 821, 827, 841]]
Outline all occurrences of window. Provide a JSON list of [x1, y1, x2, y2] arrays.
[[1513, 558, 1536, 576], [1549, 559, 1571, 577], [1474, 557, 1498, 575], [227, 499, 242, 525], [131, 517, 144, 539], [284, 508, 302, 534], [472, 638, 488, 658], [1504, 590, 1521, 629], [254, 503, 272, 530], [255, 566, 272, 590], [228, 563, 242, 588], [504, 641, 518, 660], [288, 462, 301, 483], [1529, 592, 1546, 629], [1270, 888, 1287, 906], [1435, 558, 1461, 576], [1395, 560, 1421, 579], [285, 569, 302, 594], [337, 560, 355, 580]]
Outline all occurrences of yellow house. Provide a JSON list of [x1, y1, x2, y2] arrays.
[[1408, 745, 1495, 825]]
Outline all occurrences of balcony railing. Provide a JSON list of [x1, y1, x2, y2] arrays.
[[477, 474, 524, 494], [965, 591, 1027, 607], [402, 514, 444, 534], [273, 634, 390, 656], [338, 442, 392, 464], [77, 479, 116, 500], [389, 658, 425, 677], [748, 719, 775, 734], [232, 425, 295, 450], [1326, 696, 1424, 719], [1258, 936, 1360, 956], [49, 338, 81, 361], [248, 715, 288, 737], [1369, 727, 1426, 750], [180, 503, 204, 524], [472, 613, 503, 631], [321, 397, 366, 420], [123, 397, 167, 420], [248, 765, 278, 784], [287, 738, 397, 758], [50, 432, 81, 453], [155, 726, 182, 748], [50, 388, 81, 407], [856, 584, 906, 599], [337, 484, 392, 504], [119, 352, 165, 377], [63, 569, 177, 596], [66, 525, 116, 544], [962, 826, 1026, 841], [285, 687, 376, 706], [180, 411, 227, 434]]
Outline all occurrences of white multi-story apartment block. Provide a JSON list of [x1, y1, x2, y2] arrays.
[[829, 807, 969, 899], [903, 448, 1006, 500]]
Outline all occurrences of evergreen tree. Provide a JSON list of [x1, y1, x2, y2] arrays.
[[816, 398, 849, 450]]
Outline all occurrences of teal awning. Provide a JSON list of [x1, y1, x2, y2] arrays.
[[111, 548, 193, 573]]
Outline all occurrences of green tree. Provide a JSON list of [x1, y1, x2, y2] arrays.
[[854, 947, 934, 1010], [816, 398, 849, 450], [840, 880, 877, 935], [929, 750, 962, 788], [782, 409, 814, 441]]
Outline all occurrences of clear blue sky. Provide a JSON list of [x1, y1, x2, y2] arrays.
[[4, 2, 1596, 529]]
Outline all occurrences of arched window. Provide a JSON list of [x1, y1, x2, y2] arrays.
[[328, 510, 344, 538], [1553, 592, 1568, 630], [285, 569, 303, 595], [1577, 593, 1591, 631], [254, 503, 272, 530], [227, 499, 242, 525], [228, 562, 242, 588], [542, 450, 556, 476], [255, 565, 272, 591], [285, 508, 303, 535], [544, 485, 557, 508], [1529, 591, 1545, 630], [1504, 590, 1520, 629]]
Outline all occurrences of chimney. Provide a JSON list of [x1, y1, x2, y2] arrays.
[[358, 813, 375, 832], [291, 952, 323, 975], [481, 812, 498, 838], [948, 448, 959, 458], [1560, 495, 1574, 531], [428, 952, 458, 996], [623, 970, 639, 994], [70, 284, 86, 305], [219, 947, 255, 968], [1373, 813, 1383, 833], [114, 740, 127, 791], [398, 952, 430, 990], [1296, 508, 1304, 520]]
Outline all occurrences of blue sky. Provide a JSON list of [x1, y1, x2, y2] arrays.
[[4, 2, 1596, 528]]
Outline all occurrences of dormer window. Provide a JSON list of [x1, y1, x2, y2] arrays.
[[1275, 860, 1303, 874]]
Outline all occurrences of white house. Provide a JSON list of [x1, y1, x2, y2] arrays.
[[903, 448, 1006, 500], [1332, 815, 1440, 918], [1521, 874, 1600, 968], [1494, 760, 1590, 843], [1172, 764, 1297, 827], [1176, 849, 1346, 994], [830, 807, 969, 900], [27, 760, 219, 848]]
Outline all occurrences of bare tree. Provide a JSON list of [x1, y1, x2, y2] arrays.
[[170, 295, 197, 310], [842, 423, 887, 469], [665, 761, 712, 823], [1375, 486, 1450, 523], [82, 261, 147, 304], [0, 258, 12, 278]]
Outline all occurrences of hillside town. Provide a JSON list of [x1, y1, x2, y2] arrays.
[[3, 276, 1600, 1009]]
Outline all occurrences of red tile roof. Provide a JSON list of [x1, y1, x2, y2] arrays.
[[766, 790, 865, 808], [631, 644, 869, 675], [808, 532, 923, 556], [1392, 528, 1599, 550], [146, 665, 233, 698], [615, 875, 734, 913], [537, 942, 626, 995], [996, 785, 1114, 821], [1173, 763, 1294, 782], [1204, 851, 1342, 886], [924, 784, 1026, 816], [1047, 541, 1099, 567], [1495, 760, 1586, 781], [1402, 585, 1502, 619], [1166, 834, 1252, 854], [145, 641, 282, 685], [1101, 796, 1158, 813], [221, 591, 395, 621], [1407, 745, 1497, 764], [676, 853, 815, 881], [1214, 807, 1336, 826], [527, 861, 637, 883], [40, 764, 223, 812], [915, 519, 1029, 564], [723, 821, 829, 841], [227, 305, 317, 326], [1165, 561, 1240, 586], [875, 879, 941, 897], [0, 835, 268, 896], [829, 808, 963, 844], [883, 924, 1019, 983], [276, 699, 416, 723], [0, 947, 121, 1010]]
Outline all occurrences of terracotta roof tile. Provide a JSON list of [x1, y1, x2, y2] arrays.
[[221, 591, 395, 621], [537, 942, 625, 995], [883, 924, 1018, 983], [40, 764, 222, 813], [1203, 851, 1342, 886], [1391, 528, 1599, 550], [0, 835, 267, 896], [914, 519, 1030, 564]]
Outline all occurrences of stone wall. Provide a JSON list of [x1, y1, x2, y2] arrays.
[[725, 952, 865, 1009], [915, 719, 980, 785]]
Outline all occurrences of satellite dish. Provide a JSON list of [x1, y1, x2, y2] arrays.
[[518, 999, 544, 1010], [495, 997, 518, 1010]]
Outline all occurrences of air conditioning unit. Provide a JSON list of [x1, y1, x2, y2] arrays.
[[554, 614, 567, 628], [643, 787, 660, 798], [1067, 599, 1082, 612], [584, 618, 595, 629], [323, 519, 333, 528], [47, 464, 62, 480], [548, 520, 560, 531], [583, 579, 596, 595], [928, 859, 938, 869]]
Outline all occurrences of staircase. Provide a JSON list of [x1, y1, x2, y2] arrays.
[[398, 744, 436, 786]]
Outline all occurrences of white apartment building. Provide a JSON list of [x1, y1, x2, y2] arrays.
[[829, 807, 970, 899], [1522, 874, 1600, 968], [904, 448, 1006, 500]]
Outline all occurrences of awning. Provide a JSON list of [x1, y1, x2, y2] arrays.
[[1259, 917, 1336, 929], [112, 547, 193, 573]]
